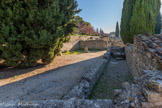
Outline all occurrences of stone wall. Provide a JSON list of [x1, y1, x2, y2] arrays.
[[125, 35, 162, 77], [61, 36, 100, 52], [61, 36, 124, 52], [79, 40, 110, 50]]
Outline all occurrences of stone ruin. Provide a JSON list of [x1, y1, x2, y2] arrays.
[[2, 34, 162, 108], [114, 34, 162, 108]]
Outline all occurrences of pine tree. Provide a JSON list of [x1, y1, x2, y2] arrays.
[[115, 21, 120, 37], [155, 12, 162, 34], [121, 0, 161, 43], [0, 0, 79, 68]]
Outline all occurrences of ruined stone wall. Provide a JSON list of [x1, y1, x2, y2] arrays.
[[125, 44, 139, 77], [110, 37, 125, 47], [125, 35, 162, 77], [61, 36, 100, 52], [79, 40, 110, 50]]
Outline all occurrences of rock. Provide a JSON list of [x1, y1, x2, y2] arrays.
[[122, 82, 130, 90], [141, 36, 148, 41], [149, 43, 158, 48], [150, 37, 159, 41], [84, 47, 89, 53], [147, 80, 162, 93], [154, 39, 161, 43], [143, 89, 162, 103], [114, 89, 122, 97], [159, 43, 162, 47], [57, 52, 63, 56], [145, 32, 151, 37], [156, 47, 162, 55]]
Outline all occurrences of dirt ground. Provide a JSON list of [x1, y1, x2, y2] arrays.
[[0, 51, 106, 102]]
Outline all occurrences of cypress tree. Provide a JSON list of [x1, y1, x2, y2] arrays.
[[120, 0, 136, 43], [0, 0, 79, 68], [115, 21, 120, 37], [155, 12, 162, 34], [121, 0, 161, 43]]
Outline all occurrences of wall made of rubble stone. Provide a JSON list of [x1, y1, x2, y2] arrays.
[[125, 35, 162, 77]]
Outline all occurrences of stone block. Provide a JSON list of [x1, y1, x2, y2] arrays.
[[143, 89, 162, 103], [147, 80, 162, 93]]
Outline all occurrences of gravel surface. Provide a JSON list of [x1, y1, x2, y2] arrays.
[[90, 58, 133, 99], [0, 51, 106, 102]]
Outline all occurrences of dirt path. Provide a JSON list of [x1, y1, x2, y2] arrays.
[[90, 58, 133, 99], [0, 51, 106, 102]]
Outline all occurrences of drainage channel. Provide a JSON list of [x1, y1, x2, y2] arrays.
[[89, 51, 134, 100]]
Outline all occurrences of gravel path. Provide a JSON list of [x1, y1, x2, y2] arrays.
[[90, 58, 133, 99], [0, 51, 106, 102]]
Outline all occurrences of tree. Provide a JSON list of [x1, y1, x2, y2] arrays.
[[115, 21, 120, 37], [0, 0, 80, 68], [99, 28, 104, 36], [155, 12, 162, 34], [121, 0, 161, 43]]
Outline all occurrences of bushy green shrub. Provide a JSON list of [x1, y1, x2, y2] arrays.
[[0, 0, 79, 68]]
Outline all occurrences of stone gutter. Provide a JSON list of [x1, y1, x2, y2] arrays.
[[63, 51, 111, 99]]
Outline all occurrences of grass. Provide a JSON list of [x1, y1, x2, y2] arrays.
[[63, 49, 102, 55]]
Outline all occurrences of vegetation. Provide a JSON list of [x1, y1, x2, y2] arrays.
[[63, 49, 102, 55], [115, 22, 120, 37], [121, 0, 161, 43], [0, 0, 79, 68], [155, 12, 162, 34], [73, 16, 99, 36]]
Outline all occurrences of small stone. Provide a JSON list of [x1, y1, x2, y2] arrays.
[[141, 36, 148, 41], [84, 47, 89, 53], [159, 43, 162, 47], [156, 47, 162, 55], [154, 39, 161, 43], [149, 43, 158, 48], [122, 82, 130, 90], [128, 97, 134, 102], [145, 32, 151, 37], [114, 89, 122, 97], [130, 102, 135, 108], [147, 80, 162, 93]]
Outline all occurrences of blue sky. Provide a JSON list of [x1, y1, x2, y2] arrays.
[[77, 0, 162, 33]]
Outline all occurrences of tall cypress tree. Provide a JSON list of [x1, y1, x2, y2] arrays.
[[115, 21, 120, 37], [121, 0, 161, 43], [155, 12, 162, 34], [120, 0, 136, 43], [0, 0, 80, 68]]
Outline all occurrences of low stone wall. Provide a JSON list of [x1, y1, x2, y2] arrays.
[[125, 44, 138, 77], [80, 40, 110, 50], [125, 35, 162, 77], [63, 51, 111, 99], [3, 98, 113, 108], [61, 36, 100, 52], [110, 37, 125, 47]]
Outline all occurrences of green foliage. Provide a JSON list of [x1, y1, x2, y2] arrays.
[[115, 22, 120, 37], [0, 0, 79, 68], [121, 0, 161, 44], [63, 49, 101, 55], [155, 12, 162, 34]]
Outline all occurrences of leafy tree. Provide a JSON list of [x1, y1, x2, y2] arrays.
[[74, 16, 97, 36], [155, 12, 162, 34], [0, 0, 79, 68], [121, 0, 161, 43], [115, 21, 120, 37]]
